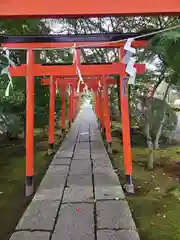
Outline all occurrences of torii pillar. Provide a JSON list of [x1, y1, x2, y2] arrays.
[[120, 48, 134, 193], [26, 49, 35, 196], [48, 76, 56, 155], [103, 80, 112, 153], [60, 85, 66, 136]]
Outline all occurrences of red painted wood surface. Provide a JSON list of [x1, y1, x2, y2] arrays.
[[103, 84, 112, 143], [9, 63, 145, 77], [61, 87, 66, 130], [26, 49, 34, 177], [48, 77, 56, 145], [0, 0, 179, 18], [1, 41, 147, 49]]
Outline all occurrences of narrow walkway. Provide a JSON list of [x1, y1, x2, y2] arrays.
[[10, 104, 139, 240]]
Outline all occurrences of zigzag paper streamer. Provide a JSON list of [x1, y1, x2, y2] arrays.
[[122, 51, 133, 64], [123, 38, 137, 85], [1, 48, 15, 97], [124, 38, 136, 53]]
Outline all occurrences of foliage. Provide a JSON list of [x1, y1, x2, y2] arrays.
[[148, 29, 180, 71], [0, 112, 21, 139], [0, 19, 51, 140], [0, 17, 180, 142], [131, 97, 177, 142]]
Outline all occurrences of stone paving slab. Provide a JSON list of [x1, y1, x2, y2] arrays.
[[70, 160, 92, 175], [94, 165, 118, 176], [75, 142, 90, 150], [91, 151, 109, 159], [34, 186, 65, 201], [36, 172, 67, 190], [52, 203, 94, 240], [96, 200, 136, 230], [73, 154, 90, 160], [95, 186, 125, 200], [46, 165, 69, 175], [74, 148, 90, 155], [34, 166, 67, 201], [94, 171, 121, 186], [59, 139, 75, 149], [72, 157, 91, 162], [92, 158, 112, 168], [97, 230, 140, 240], [94, 163, 125, 200], [10, 231, 50, 240], [90, 136, 101, 142], [77, 133, 90, 142], [51, 157, 71, 165], [9, 104, 139, 240], [16, 200, 59, 231], [63, 186, 94, 203], [67, 174, 93, 186], [56, 150, 74, 158]]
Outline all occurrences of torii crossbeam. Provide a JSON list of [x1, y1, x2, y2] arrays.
[[0, 0, 179, 17]]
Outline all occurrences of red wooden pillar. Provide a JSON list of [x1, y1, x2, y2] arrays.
[[94, 92, 97, 116], [77, 95, 79, 115], [68, 86, 72, 127], [120, 48, 134, 193], [99, 89, 105, 132], [77, 95, 80, 112], [26, 49, 35, 196], [77, 95, 80, 114], [74, 94, 77, 118], [96, 91, 100, 119], [71, 86, 75, 122], [61, 86, 66, 135], [93, 92, 96, 115], [48, 76, 55, 155], [72, 86, 77, 121], [95, 91, 101, 129], [103, 83, 112, 153]]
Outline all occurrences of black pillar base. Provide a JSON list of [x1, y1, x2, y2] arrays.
[[68, 121, 71, 128], [25, 176, 34, 197], [61, 128, 65, 135], [101, 128, 106, 138], [124, 175, 134, 193], [97, 119, 101, 128], [107, 142, 112, 154], [48, 143, 54, 156], [60, 128, 66, 140]]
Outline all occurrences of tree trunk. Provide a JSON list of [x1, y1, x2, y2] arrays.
[[142, 89, 154, 169], [154, 83, 171, 149], [154, 112, 166, 149], [144, 120, 155, 170]]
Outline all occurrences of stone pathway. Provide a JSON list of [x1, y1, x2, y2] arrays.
[[10, 104, 139, 240]]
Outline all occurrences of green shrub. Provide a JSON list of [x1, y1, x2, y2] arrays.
[[131, 97, 177, 142], [0, 112, 21, 140]]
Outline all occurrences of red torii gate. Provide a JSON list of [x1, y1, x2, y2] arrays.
[[4, 39, 146, 195], [41, 76, 118, 150], [0, 0, 177, 196]]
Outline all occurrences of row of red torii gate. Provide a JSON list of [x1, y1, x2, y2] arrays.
[[1, 34, 148, 195]]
